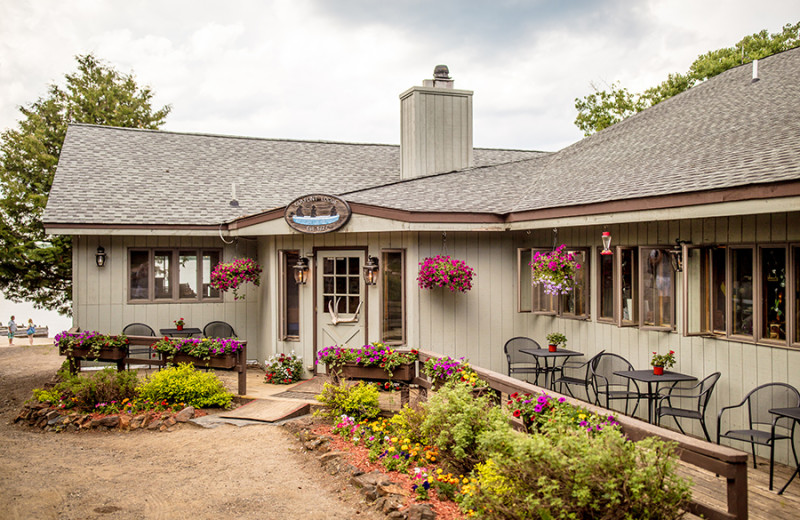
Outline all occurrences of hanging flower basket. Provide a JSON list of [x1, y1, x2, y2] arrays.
[[417, 255, 475, 292], [530, 245, 581, 295], [210, 258, 262, 300]]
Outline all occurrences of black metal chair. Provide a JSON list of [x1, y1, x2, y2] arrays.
[[589, 353, 641, 416], [656, 372, 721, 442], [554, 350, 605, 402], [203, 321, 237, 338], [503, 337, 547, 386], [717, 382, 800, 490], [122, 323, 156, 369]]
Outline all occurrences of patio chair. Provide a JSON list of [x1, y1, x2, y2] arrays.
[[717, 382, 800, 490], [589, 353, 641, 416], [503, 337, 547, 386], [203, 321, 237, 338], [553, 350, 605, 402], [656, 372, 721, 442], [121, 323, 156, 369]]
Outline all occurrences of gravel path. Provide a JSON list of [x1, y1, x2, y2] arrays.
[[0, 342, 382, 520]]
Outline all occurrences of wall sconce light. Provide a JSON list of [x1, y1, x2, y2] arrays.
[[362, 256, 379, 286], [668, 239, 691, 272], [95, 246, 107, 267], [293, 257, 309, 285], [600, 231, 613, 255]]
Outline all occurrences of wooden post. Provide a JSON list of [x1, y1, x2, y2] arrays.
[[728, 459, 749, 520], [237, 342, 247, 396]]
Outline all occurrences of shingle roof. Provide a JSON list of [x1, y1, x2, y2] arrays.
[[43, 126, 543, 225], [44, 48, 800, 226], [348, 48, 800, 214]]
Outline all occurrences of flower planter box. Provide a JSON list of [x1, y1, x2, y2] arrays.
[[59, 344, 127, 361], [327, 362, 414, 382], [162, 352, 237, 369]]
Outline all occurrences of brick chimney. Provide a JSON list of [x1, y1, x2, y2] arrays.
[[399, 65, 473, 180]]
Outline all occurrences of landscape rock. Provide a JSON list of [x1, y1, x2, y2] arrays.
[[406, 504, 436, 520], [175, 406, 195, 422]]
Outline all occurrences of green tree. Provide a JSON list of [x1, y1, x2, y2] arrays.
[[574, 22, 800, 135], [0, 54, 171, 314]]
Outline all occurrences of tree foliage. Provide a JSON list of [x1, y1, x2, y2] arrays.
[[574, 22, 800, 135], [0, 54, 171, 314]]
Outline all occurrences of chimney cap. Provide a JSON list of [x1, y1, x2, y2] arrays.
[[433, 64, 450, 79]]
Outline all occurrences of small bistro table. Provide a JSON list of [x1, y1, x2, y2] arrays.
[[519, 348, 584, 390], [614, 370, 697, 424], [769, 407, 800, 495], [159, 327, 202, 338]]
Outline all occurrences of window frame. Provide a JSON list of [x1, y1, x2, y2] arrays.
[[757, 244, 788, 345], [596, 246, 616, 324], [791, 244, 800, 348], [278, 250, 301, 341], [728, 245, 755, 342], [559, 247, 591, 320], [616, 246, 639, 328], [381, 249, 406, 346], [127, 247, 223, 303]]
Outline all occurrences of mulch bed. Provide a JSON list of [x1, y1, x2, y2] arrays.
[[312, 423, 464, 520]]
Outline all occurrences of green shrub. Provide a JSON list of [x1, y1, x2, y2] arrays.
[[31, 367, 139, 411], [388, 404, 429, 446], [458, 428, 691, 520], [136, 363, 234, 408], [420, 382, 512, 474], [315, 380, 380, 420]]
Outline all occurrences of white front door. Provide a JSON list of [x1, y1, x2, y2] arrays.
[[317, 250, 366, 356]]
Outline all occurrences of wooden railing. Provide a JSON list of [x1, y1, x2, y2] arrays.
[[416, 350, 749, 520]]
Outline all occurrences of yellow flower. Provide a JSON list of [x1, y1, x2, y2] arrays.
[[391, 437, 398, 443]]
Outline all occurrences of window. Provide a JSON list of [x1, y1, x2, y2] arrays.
[[279, 250, 300, 340], [598, 248, 614, 322], [640, 247, 675, 330], [731, 247, 754, 337], [560, 249, 589, 319], [382, 250, 405, 345], [517, 247, 587, 318], [760, 246, 786, 342], [618, 247, 639, 326], [793, 246, 800, 346], [128, 248, 222, 302], [685, 246, 727, 336]]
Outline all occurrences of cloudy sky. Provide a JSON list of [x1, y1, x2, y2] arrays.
[[0, 0, 797, 330]]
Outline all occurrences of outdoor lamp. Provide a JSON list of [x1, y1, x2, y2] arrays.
[[293, 257, 309, 285], [95, 246, 107, 267], [601, 231, 613, 255], [363, 256, 379, 286]]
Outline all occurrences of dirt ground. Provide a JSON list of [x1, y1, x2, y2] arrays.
[[0, 341, 384, 520]]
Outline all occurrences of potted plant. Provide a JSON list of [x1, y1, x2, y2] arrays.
[[55, 330, 129, 362], [545, 332, 567, 352], [530, 245, 582, 295], [417, 255, 475, 292], [651, 350, 676, 375], [264, 351, 304, 384], [154, 336, 245, 369], [210, 257, 262, 300], [317, 343, 418, 381], [174, 318, 185, 331]]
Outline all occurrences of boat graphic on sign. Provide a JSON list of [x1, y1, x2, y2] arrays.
[[284, 194, 351, 234]]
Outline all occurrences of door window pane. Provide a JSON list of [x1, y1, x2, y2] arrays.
[[732, 248, 754, 336], [154, 251, 172, 299], [130, 250, 149, 300], [382, 251, 404, 344], [642, 248, 674, 328], [599, 251, 614, 320], [761, 247, 786, 340], [179, 251, 198, 299]]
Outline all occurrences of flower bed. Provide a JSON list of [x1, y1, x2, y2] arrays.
[[264, 352, 303, 384], [317, 343, 418, 381], [55, 330, 129, 361], [153, 337, 244, 368]]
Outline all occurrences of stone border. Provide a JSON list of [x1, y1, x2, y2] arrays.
[[14, 402, 196, 433], [283, 416, 436, 520]]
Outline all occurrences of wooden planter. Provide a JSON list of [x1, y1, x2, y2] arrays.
[[162, 352, 237, 369], [327, 362, 414, 382], [59, 344, 128, 361]]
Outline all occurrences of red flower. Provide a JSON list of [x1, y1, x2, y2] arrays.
[[513, 409, 521, 417]]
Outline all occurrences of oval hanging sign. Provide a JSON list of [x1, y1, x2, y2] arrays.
[[284, 194, 352, 234]]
